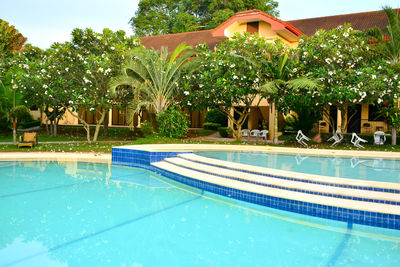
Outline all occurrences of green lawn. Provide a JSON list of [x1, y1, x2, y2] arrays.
[[1, 125, 399, 152]]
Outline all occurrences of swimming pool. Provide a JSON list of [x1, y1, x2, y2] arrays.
[[1, 161, 399, 266], [196, 151, 400, 183]]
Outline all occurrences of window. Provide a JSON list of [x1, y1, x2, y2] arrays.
[[368, 104, 384, 121], [247, 22, 259, 34]]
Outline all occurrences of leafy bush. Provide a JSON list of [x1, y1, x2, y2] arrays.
[[205, 109, 227, 126], [203, 122, 221, 130], [218, 127, 233, 138], [19, 120, 40, 129], [140, 121, 154, 137], [156, 106, 189, 138]]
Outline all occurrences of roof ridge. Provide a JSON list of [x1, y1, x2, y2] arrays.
[[287, 8, 400, 22], [139, 29, 213, 39]]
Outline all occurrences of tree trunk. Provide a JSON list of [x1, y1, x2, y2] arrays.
[[392, 127, 397, 145], [103, 111, 109, 137], [12, 120, 16, 145], [93, 111, 107, 142]]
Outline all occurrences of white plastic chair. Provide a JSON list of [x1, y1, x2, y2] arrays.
[[241, 129, 250, 140], [259, 130, 269, 143], [250, 129, 260, 142], [373, 131, 386, 145], [327, 130, 343, 147], [351, 133, 367, 148], [296, 130, 310, 146]]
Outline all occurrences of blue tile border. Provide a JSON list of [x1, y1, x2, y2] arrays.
[[111, 147, 400, 230]]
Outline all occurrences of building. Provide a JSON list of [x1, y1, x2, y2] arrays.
[[56, 8, 394, 137]]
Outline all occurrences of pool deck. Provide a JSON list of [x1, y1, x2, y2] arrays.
[[0, 152, 111, 163]]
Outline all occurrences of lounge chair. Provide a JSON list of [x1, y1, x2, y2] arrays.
[[327, 130, 343, 147], [296, 130, 310, 146], [350, 133, 367, 148], [373, 131, 386, 145], [241, 129, 250, 140], [259, 130, 269, 143], [18, 132, 38, 148], [250, 129, 260, 142]]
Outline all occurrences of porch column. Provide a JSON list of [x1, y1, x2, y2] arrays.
[[108, 109, 112, 126], [336, 109, 342, 132], [268, 102, 275, 140]]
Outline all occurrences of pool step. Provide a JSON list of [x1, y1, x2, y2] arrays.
[[151, 159, 400, 217], [178, 153, 400, 193], [162, 156, 400, 205]]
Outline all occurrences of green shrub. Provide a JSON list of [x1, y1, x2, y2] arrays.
[[156, 106, 189, 138], [205, 109, 227, 126], [218, 127, 233, 138], [140, 121, 154, 137], [203, 122, 221, 130], [20, 120, 40, 129]]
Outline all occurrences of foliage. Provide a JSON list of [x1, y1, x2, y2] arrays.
[[204, 108, 227, 126], [297, 24, 400, 133], [218, 126, 233, 138], [130, 0, 279, 36], [183, 32, 275, 139], [156, 106, 189, 138], [9, 105, 30, 125], [0, 19, 27, 59], [139, 121, 154, 137], [28, 28, 141, 142], [203, 122, 221, 130], [111, 43, 196, 128]]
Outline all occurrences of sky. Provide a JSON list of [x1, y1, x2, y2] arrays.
[[1, 0, 400, 49]]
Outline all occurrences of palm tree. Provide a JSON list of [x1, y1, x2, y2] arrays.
[[367, 7, 400, 145], [260, 54, 320, 144], [110, 43, 196, 128]]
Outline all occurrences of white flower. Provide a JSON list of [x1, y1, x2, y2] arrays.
[[111, 47, 115, 50], [343, 32, 349, 37], [293, 68, 297, 73], [325, 58, 332, 65], [65, 67, 69, 72], [230, 64, 235, 68], [378, 66, 382, 70], [371, 75, 376, 79], [233, 75, 238, 80], [86, 70, 91, 74], [69, 100, 73, 104], [43, 84, 48, 89], [98, 67, 104, 72], [184, 91, 189, 95], [187, 101, 192, 106]]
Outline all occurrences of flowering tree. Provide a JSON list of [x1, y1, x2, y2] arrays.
[[59, 28, 140, 142], [20, 44, 73, 136], [297, 24, 400, 134], [183, 33, 273, 139]]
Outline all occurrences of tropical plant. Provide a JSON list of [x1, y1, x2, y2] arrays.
[[259, 53, 320, 143], [297, 24, 399, 139], [183, 33, 274, 140], [366, 7, 400, 145], [110, 43, 196, 129], [55, 28, 140, 142]]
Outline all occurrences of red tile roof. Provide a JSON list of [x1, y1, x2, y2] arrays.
[[288, 9, 399, 36], [139, 8, 398, 51], [140, 29, 223, 51]]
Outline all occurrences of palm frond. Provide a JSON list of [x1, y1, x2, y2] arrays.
[[287, 77, 320, 90]]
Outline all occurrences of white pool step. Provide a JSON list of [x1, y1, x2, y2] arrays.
[[162, 157, 400, 203], [178, 153, 400, 192], [151, 160, 400, 216]]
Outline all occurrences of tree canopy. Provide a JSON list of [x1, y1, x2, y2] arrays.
[[0, 19, 27, 59], [130, 0, 279, 37]]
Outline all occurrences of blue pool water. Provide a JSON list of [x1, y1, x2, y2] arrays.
[[1, 161, 399, 266], [196, 151, 400, 183]]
